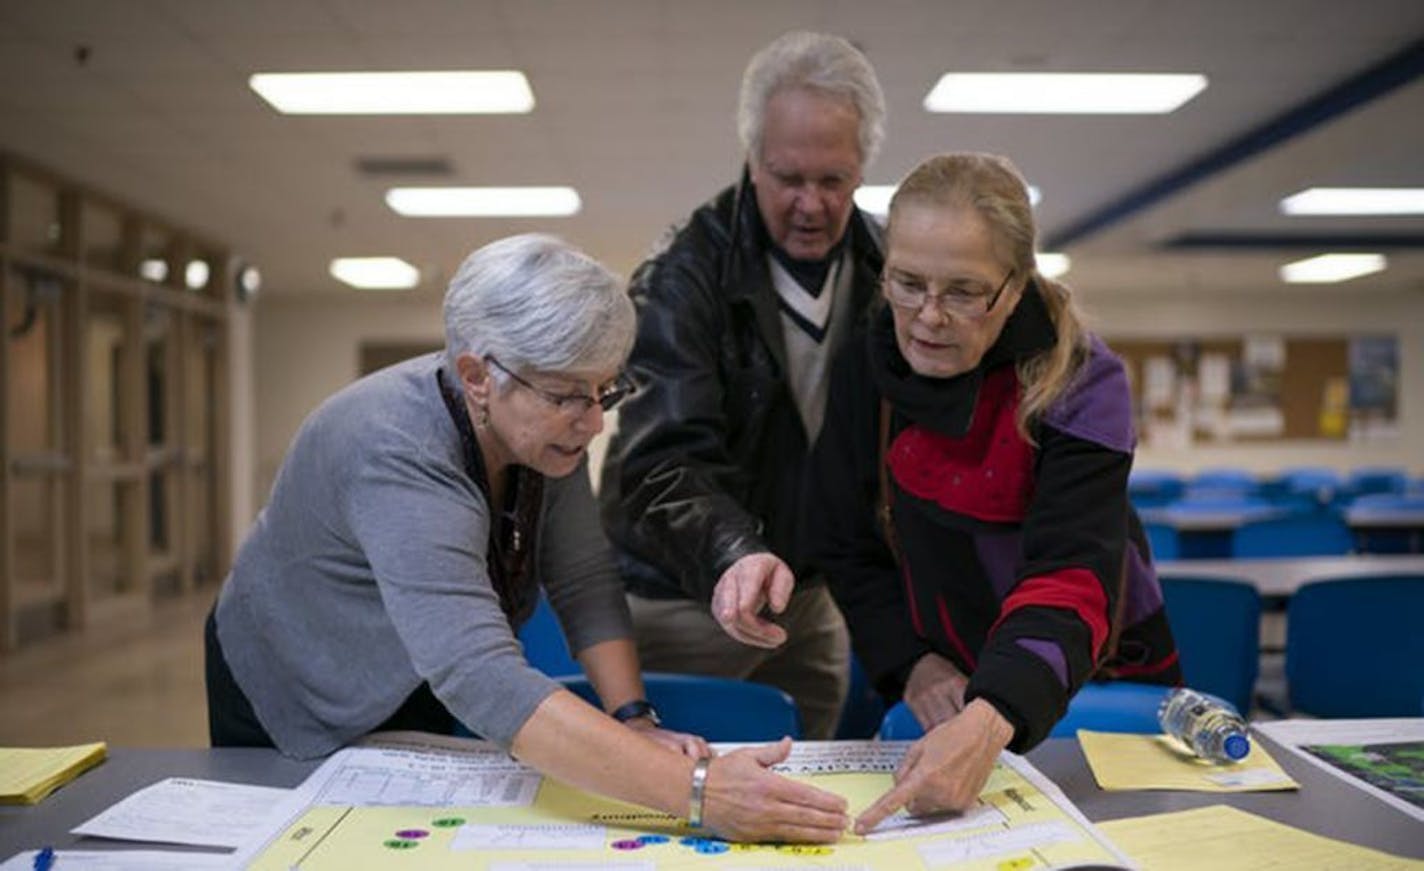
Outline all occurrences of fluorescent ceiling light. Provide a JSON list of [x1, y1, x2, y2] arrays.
[[330, 257, 420, 290], [924, 73, 1207, 114], [853, 184, 1041, 217], [1036, 252, 1071, 279], [1280, 187, 1424, 216], [249, 71, 534, 114], [386, 186, 581, 217], [1278, 253, 1386, 284]]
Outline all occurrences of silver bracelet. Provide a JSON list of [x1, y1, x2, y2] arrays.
[[687, 756, 711, 828]]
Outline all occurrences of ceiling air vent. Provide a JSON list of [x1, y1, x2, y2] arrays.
[[355, 156, 454, 177]]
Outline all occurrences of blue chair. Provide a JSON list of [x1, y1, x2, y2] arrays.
[[1345, 467, 1408, 498], [1129, 470, 1184, 508], [559, 672, 802, 741], [1286, 575, 1424, 717], [878, 700, 923, 740], [1159, 576, 1260, 714], [517, 593, 581, 676], [877, 682, 1177, 741], [1187, 468, 1259, 500], [1144, 522, 1179, 561], [1232, 512, 1353, 559], [1270, 467, 1341, 507], [835, 656, 886, 739]]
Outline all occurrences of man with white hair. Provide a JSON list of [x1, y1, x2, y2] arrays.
[[601, 31, 887, 739]]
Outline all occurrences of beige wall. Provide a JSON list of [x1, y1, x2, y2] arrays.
[[246, 287, 1424, 530]]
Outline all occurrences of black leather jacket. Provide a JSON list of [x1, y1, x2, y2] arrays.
[[599, 168, 883, 602]]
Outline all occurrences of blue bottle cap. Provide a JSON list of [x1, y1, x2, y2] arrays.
[[1223, 733, 1250, 761]]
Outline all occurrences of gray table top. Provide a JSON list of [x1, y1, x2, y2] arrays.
[[1157, 553, 1424, 596], [2, 735, 1421, 863]]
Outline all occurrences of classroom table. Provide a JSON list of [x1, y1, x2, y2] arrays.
[[1138, 504, 1287, 558], [2, 733, 1421, 865], [1157, 553, 1424, 597], [1345, 505, 1424, 553]]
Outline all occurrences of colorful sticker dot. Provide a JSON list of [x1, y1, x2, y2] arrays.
[[695, 841, 730, 854], [636, 834, 670, 845], [383, 839, 417, 850], [394, 829, 429, 839], [612, 839, 644, 850]]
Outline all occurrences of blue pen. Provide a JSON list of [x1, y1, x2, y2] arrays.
[[32, 846, 55, 871]]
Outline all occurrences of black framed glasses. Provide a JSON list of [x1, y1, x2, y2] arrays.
[[882, 268, 1015, 318], [485, 355, 634, 416]]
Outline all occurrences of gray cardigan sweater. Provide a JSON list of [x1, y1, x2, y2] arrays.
[[215, 353, 631, 759]]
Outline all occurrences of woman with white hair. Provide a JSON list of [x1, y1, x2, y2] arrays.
[[206, 234, 849, 843]]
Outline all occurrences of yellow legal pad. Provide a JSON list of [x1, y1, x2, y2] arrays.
[[1077, 730, 1297, 792], [0, 742, 107, 805], [1100, 804, 1424, 870]]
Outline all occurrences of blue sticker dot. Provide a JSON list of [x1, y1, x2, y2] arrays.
[[696, 841, 729, 854], [638, 834, 670, 844]]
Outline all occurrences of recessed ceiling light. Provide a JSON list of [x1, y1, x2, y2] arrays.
[[386, 187, 581, 217], [1036, 252, 1071, 278], [185, 260, 210, 290], [924, 73, 1207, 114], [853, 184, 1041, 217], [139, 258, 168, 283], [330, 257, 420, 290], [1280, 187, 1424, 216], [249, 71, 534, 115], [1279, 253, 1386, 284]]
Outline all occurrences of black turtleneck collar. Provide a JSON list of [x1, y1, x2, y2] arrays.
[[868, 280, 1057, 436]]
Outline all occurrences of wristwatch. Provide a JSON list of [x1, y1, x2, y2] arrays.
[[610, 699, 662, 728]]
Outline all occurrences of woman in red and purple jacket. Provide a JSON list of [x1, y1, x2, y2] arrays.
[[808, 152, 1180, 832]]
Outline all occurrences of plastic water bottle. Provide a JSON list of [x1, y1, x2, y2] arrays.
[[1157, 687, 1250, 763]]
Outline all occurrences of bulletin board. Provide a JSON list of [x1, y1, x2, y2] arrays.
[[1109, 334, 1398, 447]]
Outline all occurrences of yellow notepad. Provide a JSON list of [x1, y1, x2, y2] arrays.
[[0, 742, 107, 805], [1100, 804, 1424, 870], [1077, 730, 1297, 792]]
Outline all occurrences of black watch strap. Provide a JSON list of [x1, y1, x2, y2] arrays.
[[610, 699, 662, 727]]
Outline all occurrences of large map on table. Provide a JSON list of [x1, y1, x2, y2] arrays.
[[241, 735, 1131, 870]]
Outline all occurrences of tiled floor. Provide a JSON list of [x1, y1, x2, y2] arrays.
[[0, 591, 215, 748]]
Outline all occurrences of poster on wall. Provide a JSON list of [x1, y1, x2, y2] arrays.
[[1118, 333, 1399, 447], [1348, 335, 1399, 441]]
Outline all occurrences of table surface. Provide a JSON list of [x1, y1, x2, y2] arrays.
[[1157, 553, 1424, 596], [2, 733, 1421, 864]]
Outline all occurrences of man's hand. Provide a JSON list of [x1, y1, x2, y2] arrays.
[[853, 699, 1014, 834], [903, 652, 969, 730], [710, 553, 795, 648], [623, 716, 712, 759]]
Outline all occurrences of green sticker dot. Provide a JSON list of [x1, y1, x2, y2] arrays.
[[383, 839, 418, 850], [432, 817, 465, 828]]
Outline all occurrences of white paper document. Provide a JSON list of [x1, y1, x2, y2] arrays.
[[865, 801, 1008, 840], [452, 823, 607, 851], [1255, 718, 1424, 823], [70, 777, 295, 848], [765, 739, 908, 774], [304, 733, 541, 807], [0, 849, 232, 870]]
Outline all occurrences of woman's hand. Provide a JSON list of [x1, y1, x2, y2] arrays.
[[853, 699, 1014, 834], [623, 717, 712, 759], [903, 652, 969, 730], [702, 737, 849, 843]]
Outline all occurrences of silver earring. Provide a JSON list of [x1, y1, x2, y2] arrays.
[[474, 404, 490, 429]]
